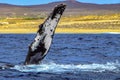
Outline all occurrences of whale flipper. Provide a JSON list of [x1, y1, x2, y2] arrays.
[[24, 4, 66, 65]]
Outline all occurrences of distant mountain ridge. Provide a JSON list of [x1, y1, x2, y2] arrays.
[[0, 0, 120, 17]]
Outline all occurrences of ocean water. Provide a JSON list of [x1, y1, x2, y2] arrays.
[[0, 34, 120, 80]]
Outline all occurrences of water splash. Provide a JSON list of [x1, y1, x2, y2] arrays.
[[105, 32, 120, 34], [12, 61, 120, 73]]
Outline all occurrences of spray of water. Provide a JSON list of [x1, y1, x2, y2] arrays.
[[12, 61, 120, 73]]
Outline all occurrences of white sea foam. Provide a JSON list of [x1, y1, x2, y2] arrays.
[[105, 32, 120, 34], [12, 61, 120, 73]]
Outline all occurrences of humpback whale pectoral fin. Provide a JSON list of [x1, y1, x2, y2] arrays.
[[24, 4, 66, 65], [51, 4, 66, 19]]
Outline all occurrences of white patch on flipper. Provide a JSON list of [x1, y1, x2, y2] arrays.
[[43, 35, 52, 56], [44, 14, 61, 34], [31, 33, 46, 51], [30, 14, 61, 54], [41, 14, 61, 56]]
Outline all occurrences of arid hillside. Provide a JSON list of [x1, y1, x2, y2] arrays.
[[0, 0, 120, 33], [0, 0, 120, 17]]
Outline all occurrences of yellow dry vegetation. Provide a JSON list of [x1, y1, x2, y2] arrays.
[[0, 14, 120, 33]]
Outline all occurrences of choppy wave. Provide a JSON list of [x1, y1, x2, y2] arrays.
[[12, 61, 120, 73]]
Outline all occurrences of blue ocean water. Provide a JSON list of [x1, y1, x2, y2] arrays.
[[0, 34, 120, 80]]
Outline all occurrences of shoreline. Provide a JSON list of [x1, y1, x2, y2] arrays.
[[0, 28, 120, 34]]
